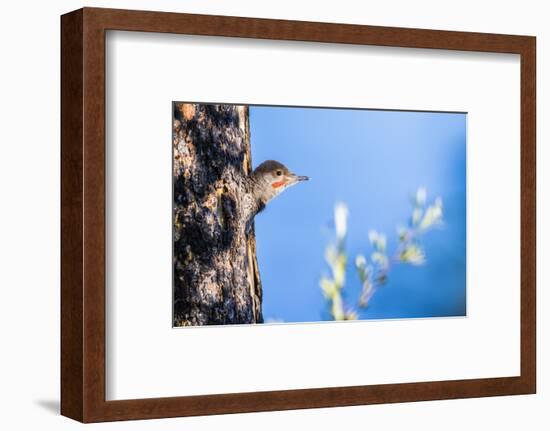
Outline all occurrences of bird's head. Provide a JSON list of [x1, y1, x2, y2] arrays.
[[250, 160, 309, 204]]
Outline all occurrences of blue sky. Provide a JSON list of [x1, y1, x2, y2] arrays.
[[249, 106, 466, 323]]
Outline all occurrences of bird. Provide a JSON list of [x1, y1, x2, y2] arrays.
[[243, 160, 309, 230]]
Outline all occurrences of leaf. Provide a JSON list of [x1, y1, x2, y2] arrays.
[[412, 208, 423, 226], [320, 277, 335, 298], [355, 254, 367, 269], [334, 202, 348, 241], [418, 201, 443, 231], [397, 225, 409, 242], [377, 234, 387, 252], [368, 229, 378, 244], [400, 244, 426, 265], [371, 251, 388, 268], [325, 245, 337, 266], [415, 187, 427, 206]]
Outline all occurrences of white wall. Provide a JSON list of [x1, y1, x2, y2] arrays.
[[0, 0, 546, 429]]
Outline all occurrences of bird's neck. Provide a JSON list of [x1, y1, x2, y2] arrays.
[[245, 175, 270, 217]]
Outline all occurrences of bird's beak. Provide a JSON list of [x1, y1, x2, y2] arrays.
[[285, 173, 309, 186]]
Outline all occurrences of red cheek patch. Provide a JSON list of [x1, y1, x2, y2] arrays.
[[271, 180, 286, 189]]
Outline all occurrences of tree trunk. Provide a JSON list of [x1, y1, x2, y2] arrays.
[[173, 103, 263, 326]]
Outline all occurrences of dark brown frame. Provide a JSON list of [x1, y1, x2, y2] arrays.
[[61, 7, 536, 423]]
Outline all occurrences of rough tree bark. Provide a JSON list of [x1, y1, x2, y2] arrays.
[[173, 103, 263, 326]]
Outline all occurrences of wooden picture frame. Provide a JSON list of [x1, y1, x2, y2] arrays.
[[61, 7, 536, 423]]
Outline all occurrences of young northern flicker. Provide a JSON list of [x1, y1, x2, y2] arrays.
[[243, 160, 309, 230]]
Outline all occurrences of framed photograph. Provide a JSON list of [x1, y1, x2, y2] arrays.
[[61, 7, 536, 422]]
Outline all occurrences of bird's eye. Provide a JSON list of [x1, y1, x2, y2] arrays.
[[276, 170, 282, 176]]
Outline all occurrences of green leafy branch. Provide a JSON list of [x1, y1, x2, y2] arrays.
[[319, 203, 358, 320], [320, 188, 444, 320]]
